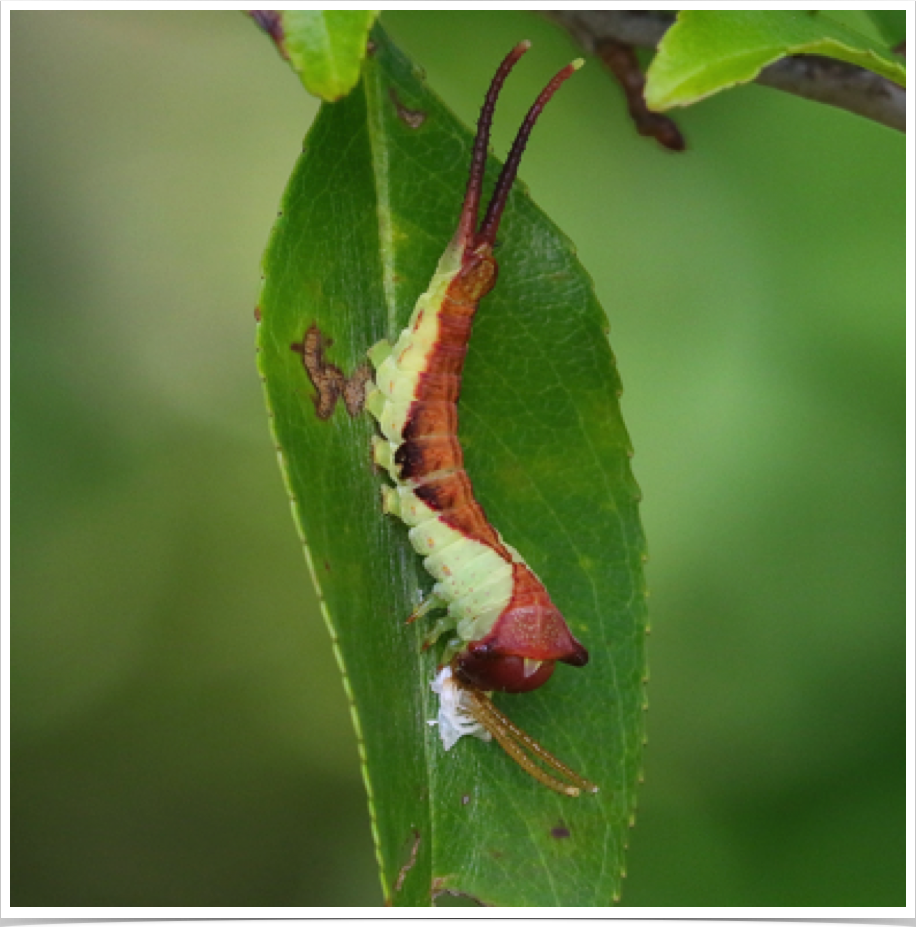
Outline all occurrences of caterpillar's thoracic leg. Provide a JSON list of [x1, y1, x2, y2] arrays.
[[406, 591, 447, 625], [364, 386, 385, 420], [371, 434, 393, 471], [421, 615, 456, 651], [367, 338, 392, 369], [380, 484, 401, 516]]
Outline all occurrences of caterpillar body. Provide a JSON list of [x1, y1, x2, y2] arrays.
[[365, 43, 596, 797]]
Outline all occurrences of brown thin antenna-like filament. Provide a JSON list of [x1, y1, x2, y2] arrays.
[[456, 41, 531, 245], [463, 687, 599, 798], [476, 58, 583, 247]]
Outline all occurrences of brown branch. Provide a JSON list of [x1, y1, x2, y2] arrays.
[[756, 54, 905, 131], [545, 10, 675, 50], [544, 10, 905, 134], [596, 38, 685, 150]]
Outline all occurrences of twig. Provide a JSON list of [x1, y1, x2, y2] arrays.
[[756, 53, 905, 131], [596, 38, 685, 150], [544, 10, 905, 134]]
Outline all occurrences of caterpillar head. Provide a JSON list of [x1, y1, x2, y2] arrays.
[[455, 629, 588, 695], [455, 646, 556, 694]]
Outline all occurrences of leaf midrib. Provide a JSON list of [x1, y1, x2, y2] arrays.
[[363, 56, 435, 903]]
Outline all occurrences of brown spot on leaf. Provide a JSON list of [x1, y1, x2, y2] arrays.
[[393, 829, 421, 896], [551, 821, 571, 839], [598, 39, 685, 151], [291, 323, 370, 420], [254, 305, 262, 322], [390, 88, 428, 128], [431, 878, 487, 906], [343, 364, 372, 417]]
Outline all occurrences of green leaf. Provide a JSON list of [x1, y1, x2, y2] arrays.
[[645, 11, 906, 111], [866, 11, 906, 47], [256, 25, 647, 906], [251, 10, 378, 101]]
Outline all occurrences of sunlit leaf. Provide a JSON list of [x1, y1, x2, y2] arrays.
[[646, 10, 906, 111], [256, 25, 647, 906], [250, 10, 378, 101]]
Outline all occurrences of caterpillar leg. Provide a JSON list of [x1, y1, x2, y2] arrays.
[[367, 339, 392, 369], [406, 590, 448, 625], [421, 616, 457, 651], [365, 385, 386, 421], [380, 484, 401, 517], [405, 589, 454, 649], [371, 435, 393, 472]]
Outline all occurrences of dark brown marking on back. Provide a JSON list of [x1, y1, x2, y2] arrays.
[[411, 471, 507, 555], [413, 470, 476, 514], [402, 401, 458, 441], [291, 323, 370, 420], [395, 434, 462, 481], [389, 88, 428, 128]]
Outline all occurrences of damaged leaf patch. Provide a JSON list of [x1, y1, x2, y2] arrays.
[[291, 323, 371, 419]]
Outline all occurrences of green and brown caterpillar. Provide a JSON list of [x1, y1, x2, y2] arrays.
[[365, 43, 597, 797]]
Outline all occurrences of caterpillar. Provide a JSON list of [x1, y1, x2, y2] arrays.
[[365, 42, 597, 798]]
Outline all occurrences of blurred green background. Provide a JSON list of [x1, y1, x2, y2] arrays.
[[11, 10, 903, 907]]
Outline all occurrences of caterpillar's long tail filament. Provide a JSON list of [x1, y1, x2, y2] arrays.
[[457, 44, 583, 251], [462, 686, 599, 798], [456, 40, 531, 246], [476, 57, 584, 248]]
